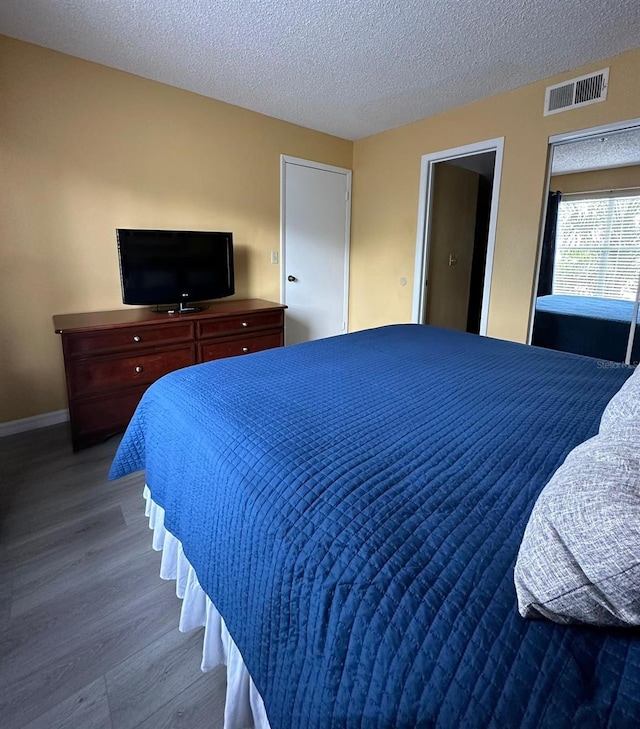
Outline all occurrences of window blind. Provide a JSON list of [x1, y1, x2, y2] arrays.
[[553, 193, 640, 301]]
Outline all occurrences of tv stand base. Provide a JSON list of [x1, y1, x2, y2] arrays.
[[166, 302, 208, 315]]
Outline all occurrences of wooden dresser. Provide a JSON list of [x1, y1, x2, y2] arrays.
[[53, 299, 286, 451]]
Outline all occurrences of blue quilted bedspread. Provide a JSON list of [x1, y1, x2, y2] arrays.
[[110, 325, 639, 729], [533, 294, 640, 362], [536, 295, 640, 323]]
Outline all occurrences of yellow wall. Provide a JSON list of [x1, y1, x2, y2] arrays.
[[551, 164, 640, 193], [3, 33, 640, 425], [350, 47, 640, 341], [0, 36, 352, 423]]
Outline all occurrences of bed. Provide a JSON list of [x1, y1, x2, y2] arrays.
[[533, 294, 640, 362], [109, 324, 640, 728]]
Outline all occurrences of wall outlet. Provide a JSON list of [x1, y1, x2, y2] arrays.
[[270, 250, 279, 264]]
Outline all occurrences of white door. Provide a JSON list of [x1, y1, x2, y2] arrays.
[[281, 156, 351, 345]]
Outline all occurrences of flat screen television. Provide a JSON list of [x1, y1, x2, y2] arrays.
[[117, 229, 234, 313]]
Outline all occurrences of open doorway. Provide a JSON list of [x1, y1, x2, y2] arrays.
[[412, 138, 504, 335]]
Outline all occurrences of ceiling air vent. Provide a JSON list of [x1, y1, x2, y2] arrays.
[[544, 68, 609, 116]]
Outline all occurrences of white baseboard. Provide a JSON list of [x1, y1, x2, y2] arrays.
[[0, 409, 70, 438]]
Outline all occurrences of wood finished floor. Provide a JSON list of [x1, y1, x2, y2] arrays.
[[0, 424, 226, 729]]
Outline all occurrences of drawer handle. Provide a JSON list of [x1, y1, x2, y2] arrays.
[[134, 365, 143, 373], [133, 335, 141, 342], [242, 321, 249, 327], [242, 347, 249, 353]]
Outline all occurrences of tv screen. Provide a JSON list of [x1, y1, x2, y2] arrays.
[[117, 229, 234, 306]]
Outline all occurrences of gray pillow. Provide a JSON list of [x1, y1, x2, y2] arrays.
[[514, 432, 640, 626], [600, 365, 640, 438]]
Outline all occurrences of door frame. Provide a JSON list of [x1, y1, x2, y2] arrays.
[[411, 137, 505, 335], [280, 155, 352, 333], [527, 116, 640, 355]]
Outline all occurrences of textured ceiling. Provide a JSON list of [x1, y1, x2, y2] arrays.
[[552, 127, 640, 175], [1, 1, 639, 139]]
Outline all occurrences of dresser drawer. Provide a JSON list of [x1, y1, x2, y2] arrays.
[[198, 332, 282, 363], [197, 310, 283, 339], [64, 322, 194, 357], [68, 345, 195, 397], [70, 387, 147, 440]]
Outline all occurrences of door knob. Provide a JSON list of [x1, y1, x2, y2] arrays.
[[287, 275, 297, 282]]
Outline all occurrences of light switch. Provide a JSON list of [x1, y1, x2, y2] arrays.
[[449, 254, 457, 266], [270, 250, 279, 264]]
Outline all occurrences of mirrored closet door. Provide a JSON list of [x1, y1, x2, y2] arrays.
[[532, 125, 640, 365]]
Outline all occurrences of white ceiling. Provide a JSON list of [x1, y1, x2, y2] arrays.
[[552, 127, 640, 175], [1, 0, 639, 140]]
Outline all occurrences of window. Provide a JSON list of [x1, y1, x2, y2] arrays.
[[553, 192, 640, 301]]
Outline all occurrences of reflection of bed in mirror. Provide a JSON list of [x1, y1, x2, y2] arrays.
[[533, 294, 640, 362], [532, 123, 640, 364]]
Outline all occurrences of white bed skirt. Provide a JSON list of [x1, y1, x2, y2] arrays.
[[143, 486, 272, 729]]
